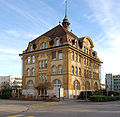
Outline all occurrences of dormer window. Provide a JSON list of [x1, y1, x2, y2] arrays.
[[75, 41, 77, 48], [40, 44, 41, 49], [45, 42, 47, 48], [42, 42, 44, 49], [30, 46, 32, 51], [56, 40, 59, 46]]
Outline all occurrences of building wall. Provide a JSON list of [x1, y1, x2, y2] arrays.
[[21, 34, 101, 98]]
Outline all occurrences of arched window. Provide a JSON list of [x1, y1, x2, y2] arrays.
[[73, 80, 80, 90], [79, 68, 81, 75], [27, 68, 30, 76], [45, 42, 47, 48], [85, 81, 90, 90], [32, 68, 35, 76], [27, 56, 30, 64], [72, 66, 74, 74], [32, 56, 35, 63], [53, 80, 61, 88], [72, 52, 74, 60], [28, 81, 34, 89], [58, 65, 62, 74], [42, 42, 44, 49], [94, 82, 98, 90], [79, 55, 81, 62], [39, 61, 41, 68], [39, 44, 41, 49], [75, 53, 77, 61], [52, 66, 56, 74], [30, 45, 32, 51], [75, 67, 78, 75], [56, 39, 59, 46]]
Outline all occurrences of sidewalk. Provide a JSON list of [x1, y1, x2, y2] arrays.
[[0, 100, 28, 116]]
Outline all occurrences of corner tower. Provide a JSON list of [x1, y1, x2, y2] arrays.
[[62, 0, 70, 30]]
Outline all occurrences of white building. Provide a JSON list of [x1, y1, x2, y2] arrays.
[[0, 76, 22, 89]]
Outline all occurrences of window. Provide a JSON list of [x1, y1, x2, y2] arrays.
[[75, 67, 78, 75], [52, 52, 56, 60], [58, 66, 62, 74], [58, 51, 62, 59], [42, 74, 44, 82], [32, 56, 35, 63], [75, 41, 77, 48], [72, 52, 74, 60], [84, 47, 85, 53], [79, 68, 81, 75], [42, 60, 44, 68], [84, 58, 86, 64], [56, 40, 59, 46], [39, 73, 41, 82], [27, 56, 30, 64], [86, 48, 88, 54], [45, 73, 47, 81], [39, 61, 41, 68], [87, 70, 88, 78], [53, 80, 61, 89], [39, 44, 41, 49], [28, 81, 33, 89], [27, 68, 30, 76], [73, 80, 80, 90], [52, 66, 56, 74], [84, 69, 86, 78], [72, 66, 74, 74], [75, 53, 77, 61], [42, 42, 44, 49], [45, 42, 47, 48], [32, 68, 35, 76], [89, 60, 91, 66], [89, 71, 91, 78], [89, 50, 91, 56], [45, 60, 47, 68], [30, 46, 32, 51], [87, 59, 88, 65], [79, 55, 81, 62]]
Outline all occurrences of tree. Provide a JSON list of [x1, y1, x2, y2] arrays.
[[1, 82, 10, 89]]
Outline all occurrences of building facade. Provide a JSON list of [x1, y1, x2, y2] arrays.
[[20, 10, 102, 98], [105, 73, 113, 91], [113, 75, 120, 93]]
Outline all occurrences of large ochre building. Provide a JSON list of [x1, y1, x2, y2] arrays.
[[20, 9, 102, 98]]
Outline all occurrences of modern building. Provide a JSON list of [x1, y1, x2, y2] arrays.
[[113, 75, 120, 93], [0, 75, 22, 89], [19, 5, 102, 98], [105, 73, 113, 91]]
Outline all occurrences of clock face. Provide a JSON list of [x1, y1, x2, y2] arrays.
[[84, 38, 90, 48]]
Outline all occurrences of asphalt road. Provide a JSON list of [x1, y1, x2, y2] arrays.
[[0, 99, 120, 117]]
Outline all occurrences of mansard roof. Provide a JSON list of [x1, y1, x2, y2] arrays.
[[30, 24, 78, 44]]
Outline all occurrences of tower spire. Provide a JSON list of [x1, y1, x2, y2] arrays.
[[65, 0, 67, 17], [62, 0, 70, 30]]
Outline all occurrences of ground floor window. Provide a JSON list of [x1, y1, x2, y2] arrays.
[[53, 80, 61, 89]]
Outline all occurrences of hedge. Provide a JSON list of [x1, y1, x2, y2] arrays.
[[89, 95, 120, 102]]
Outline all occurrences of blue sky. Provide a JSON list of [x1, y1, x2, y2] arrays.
[[0, 0, 120, 83]]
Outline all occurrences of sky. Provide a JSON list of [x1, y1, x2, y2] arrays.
[[0, 0, 120, 83]]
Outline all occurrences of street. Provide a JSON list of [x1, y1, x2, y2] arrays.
[[0, 99, 120, 117]]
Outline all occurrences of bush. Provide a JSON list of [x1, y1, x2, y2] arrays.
[[89, 95, 120, 102], [78, 91, 93, 99], [108, 91, 120, 96], [1, 88, 12, 99]]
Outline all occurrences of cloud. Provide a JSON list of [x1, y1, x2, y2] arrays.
[[86, 0, 120, 83]]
